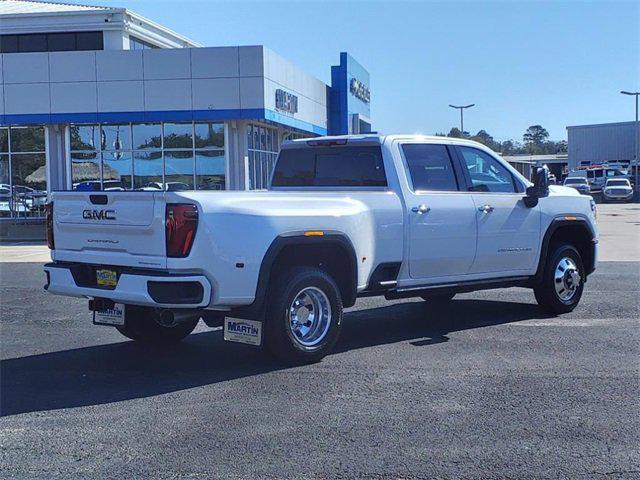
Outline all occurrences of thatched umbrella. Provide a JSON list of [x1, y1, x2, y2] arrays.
[[24, 165, 47, 185], [25, 162, 121, 184]]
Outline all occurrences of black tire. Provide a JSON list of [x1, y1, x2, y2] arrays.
[[116, 305, 199, 345], [421, 292, 456, 303], [534, 243, 585, 314], [265, 267, 343, 364]]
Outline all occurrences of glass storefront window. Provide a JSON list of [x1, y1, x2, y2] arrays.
[[195, 123, 224, 149], [247, 126, 254, 149], [0, 128, 8, 153], [101, 124, 132, 151], [10, 126, 45, 152], [164, 150, 194, 190], [133, 123, 162, 150], [196, 150, 225, 190], [0, 154, 9, 218], [1, 126, 47, 218], [164, 123, 193, 149], [71, 152, 101, 190], [12, 153, 46, 190], [70, 125, 99, 151], [133, 151, 163, 190], [247, 123, 278, 190], [10, 153, 47, 217], [102, 151, 132, 190], [259, 127, 265, 151], [0, 155, 8, 184], [68, 122, 225, 192]]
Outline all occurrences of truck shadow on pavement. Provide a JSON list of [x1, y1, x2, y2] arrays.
[[1, 298, 553, 417]]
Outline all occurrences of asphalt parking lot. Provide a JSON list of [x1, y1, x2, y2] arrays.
[[1, 204, 639, 479]]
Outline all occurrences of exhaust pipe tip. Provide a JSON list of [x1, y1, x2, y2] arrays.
[[158, 309, 176, 327], [156, 309, 201, 328]]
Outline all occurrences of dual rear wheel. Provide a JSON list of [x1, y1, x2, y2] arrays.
[[265, 267, 343, 364]]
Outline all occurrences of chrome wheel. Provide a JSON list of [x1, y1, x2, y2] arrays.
[[288, 286, 332, 347], [554, 256, 581, 301]]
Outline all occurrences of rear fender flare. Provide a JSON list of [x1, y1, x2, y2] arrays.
[[251, 232, 359, 315]]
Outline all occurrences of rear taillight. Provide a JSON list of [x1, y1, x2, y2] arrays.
[[166, 204, 198, 258], [45, 201, 54, 250]]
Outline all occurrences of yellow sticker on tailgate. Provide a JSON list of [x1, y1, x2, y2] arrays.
[[96, 269, 118, 287]]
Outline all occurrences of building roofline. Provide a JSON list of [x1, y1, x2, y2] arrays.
[[567, 121, 637, 130], [125, 9, 201, 47], [0, 0, 201, 47], [0, 8, 124, 19], [0, 0, 122, 16]]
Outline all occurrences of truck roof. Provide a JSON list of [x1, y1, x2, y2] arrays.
[[282, 134, 491, 149]]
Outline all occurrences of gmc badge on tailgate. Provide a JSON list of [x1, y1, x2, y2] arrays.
[[83, 209, 116, 220]]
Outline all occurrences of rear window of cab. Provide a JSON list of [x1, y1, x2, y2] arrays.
[[271, 146, 387, 187]]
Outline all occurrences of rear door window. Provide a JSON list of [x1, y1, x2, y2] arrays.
[[401, 144, 459, 192], [272, 146, 387, 187]]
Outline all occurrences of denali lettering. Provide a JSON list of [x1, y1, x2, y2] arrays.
[[83, 209, 116, 220], [497, 247, 533, 253]]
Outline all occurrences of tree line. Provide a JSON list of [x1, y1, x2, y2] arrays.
[[435, 125, 567, 156]]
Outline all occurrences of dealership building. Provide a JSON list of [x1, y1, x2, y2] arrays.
[[0, 0, 372, 223]]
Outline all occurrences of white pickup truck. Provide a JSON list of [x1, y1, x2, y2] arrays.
[[45, 135, 598, 363]]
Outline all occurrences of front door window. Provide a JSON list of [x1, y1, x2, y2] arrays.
[[459, 146, 517, 193]]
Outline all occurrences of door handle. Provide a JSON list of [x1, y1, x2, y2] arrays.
[[411, 204, 430, 214], [478, 205, 494, 213]]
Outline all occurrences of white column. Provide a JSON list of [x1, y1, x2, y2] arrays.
[[235, 121, 250, 191], [44, 125, 68, 192]]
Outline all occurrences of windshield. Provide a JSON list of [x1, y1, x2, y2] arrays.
[[565, 178, 587, 185], [606, 179, 629, 187]]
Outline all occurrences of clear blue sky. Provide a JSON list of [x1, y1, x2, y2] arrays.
[[83, 0, 638, 142]]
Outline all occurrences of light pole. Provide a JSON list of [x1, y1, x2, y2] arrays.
[[621, 91, 639, 200], [449, 104, 475, 135]]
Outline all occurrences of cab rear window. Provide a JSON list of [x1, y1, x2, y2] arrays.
[[271, 146, 387, 187]]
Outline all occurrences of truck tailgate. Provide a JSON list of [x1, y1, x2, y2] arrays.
[[52, 191, 167, 269]]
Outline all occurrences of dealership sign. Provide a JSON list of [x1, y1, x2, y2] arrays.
[[350, 78, 370, 104], [275, 89, 298, 114]]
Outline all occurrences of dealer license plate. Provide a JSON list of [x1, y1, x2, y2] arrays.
[[96, 268, 118, 288], [224, 318, 262, 346], [93, 303, 125, 326]]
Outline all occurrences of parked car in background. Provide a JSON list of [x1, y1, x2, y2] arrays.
[[575, 165, 627, 192], [74, 181, 124, 191], [602, 178, 634, 203], [0, 185, 11, 217], [138, 182, 191, 192], [12, 185, 48, 209], [563, 177, 591, 195]]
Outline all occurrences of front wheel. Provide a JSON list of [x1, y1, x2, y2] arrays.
[[534, 243, 585, 314], [116, 305, 199, 345], [265, 267, 343, 364]]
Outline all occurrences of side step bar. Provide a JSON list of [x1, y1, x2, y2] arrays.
[[385, 276, 531, 300]]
